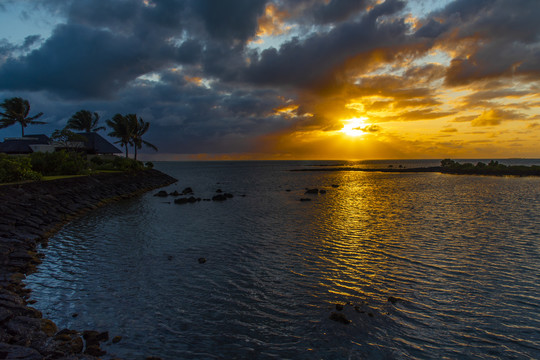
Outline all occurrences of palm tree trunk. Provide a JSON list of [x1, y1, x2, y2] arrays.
[[21, 123, 24, 137], [134, 145, 138, 160], [125, 143, 129, 158]]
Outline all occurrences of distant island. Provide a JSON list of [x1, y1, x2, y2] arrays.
[[292, 159, 540, 177], [439, 159, 540, 176]]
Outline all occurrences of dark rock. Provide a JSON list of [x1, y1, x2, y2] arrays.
[[319, 189, 327, 194], [85, 344, 106, 356], [169, 190, 180, 196], [198, 258, 206, 264], [212, 194, 227, 201], [167, 255, 173, 261], [40, 318, 58, 336], [335, 304, 344, 311], [305, 188, 319, 194], [387, 296, 402, 304], [71, 313, 78, 318], [368, 312, 374, 317], [112, 335, 122, 344], [187, 196, 197, 203], [299, 198, 311, 202], [331, 184, 339, 188], [181, 187, 193, 195], [153, 190, 168, 197], [285, 189, 291, 192], [215, 189, 222, 193], [0, 343, 42, 360], [329, 312, 350, 324], [174, 198, 188, 204]]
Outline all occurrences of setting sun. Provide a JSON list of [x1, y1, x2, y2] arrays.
[[341, 117, 369, 137]]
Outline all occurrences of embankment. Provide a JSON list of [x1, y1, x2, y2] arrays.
[[0, 169, 176, 359]]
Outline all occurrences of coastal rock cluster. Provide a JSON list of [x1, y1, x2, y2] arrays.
[[155, 187, 236, 203], [0, 169, 177, 360]]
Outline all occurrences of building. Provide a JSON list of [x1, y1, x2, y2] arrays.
[[0, 133, 121, 155]]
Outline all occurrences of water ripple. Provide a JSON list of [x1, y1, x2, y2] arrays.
[[25, 162, 540, 359]]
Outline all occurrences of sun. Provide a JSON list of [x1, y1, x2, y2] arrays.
[[341, 117, 368, 137]]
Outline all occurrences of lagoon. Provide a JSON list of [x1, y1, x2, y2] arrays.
[[26, 160, 540, 359]]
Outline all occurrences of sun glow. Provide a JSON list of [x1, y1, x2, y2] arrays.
[[341, 117, 369, 137]]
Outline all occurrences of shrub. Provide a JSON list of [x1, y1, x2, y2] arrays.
[[0, 154, 42, 183], [30, 150, 88, 176], [89, 156, 145, 171], [145, 161, 154, 169]]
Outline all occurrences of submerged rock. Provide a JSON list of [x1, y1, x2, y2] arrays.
[[153, 190, 168, 197], [112, 335, 122, 343], [305, 188, 319, 194], [212, 194, 227, 201], [319, 189, 327, 194], [329, 312, 350, 324], [299, 198, 311, 202], [387, 296, 403, 304], [181, 187, 194, 195], [198, 258, 207, 264], [331, 184, 339, 188]]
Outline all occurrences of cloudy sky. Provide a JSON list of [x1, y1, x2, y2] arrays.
[[1, 0, 539, 160]]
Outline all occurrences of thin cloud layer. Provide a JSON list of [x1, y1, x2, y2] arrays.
[[0, 0, 538, 158]]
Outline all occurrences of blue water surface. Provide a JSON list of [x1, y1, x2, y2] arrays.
[[26, 160, 540, 359]]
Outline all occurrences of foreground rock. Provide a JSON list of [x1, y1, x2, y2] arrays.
[[0, 169, 177, 359]]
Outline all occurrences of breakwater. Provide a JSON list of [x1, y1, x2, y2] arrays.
[[0, 169, 176, 359]]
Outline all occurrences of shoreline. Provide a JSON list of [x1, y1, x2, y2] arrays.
[[0, 169, 176, 359], [291, 165, 540, 176]]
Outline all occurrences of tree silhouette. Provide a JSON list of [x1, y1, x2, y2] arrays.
[[0, 97, 45, 136], [126, 114, 158, 160], [106, 114, 133, 158], [67, 110, 105, 132]]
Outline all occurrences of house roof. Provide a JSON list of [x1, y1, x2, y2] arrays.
[[76, 132, 122, 154], [0, 132, 121, 154], [0, 135, 50, 154]]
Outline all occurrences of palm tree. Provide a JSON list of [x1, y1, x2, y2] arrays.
[[66, 110, 105, 132], [0, 97, 45, 136], [106, 114, 133, 158], [126, 114, 158, 160]]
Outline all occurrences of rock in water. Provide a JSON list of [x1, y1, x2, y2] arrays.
[[153, 190, 168, 197], [387, 296, 402, 304], [329, 312, 350, 324], [305, 188, 319, 194], [198, 258, 206, 264]]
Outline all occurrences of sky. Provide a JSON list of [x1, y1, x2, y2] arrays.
[[0, 0, 539, 160]]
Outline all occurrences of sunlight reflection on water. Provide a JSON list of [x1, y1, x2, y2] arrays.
[[26, 161, 540, 359]]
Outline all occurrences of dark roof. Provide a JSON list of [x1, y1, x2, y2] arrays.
[[77, 132, 122, 154], [0, 135, 50, 154]]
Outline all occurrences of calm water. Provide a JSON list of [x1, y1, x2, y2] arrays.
[[26, 160, 540, 359]]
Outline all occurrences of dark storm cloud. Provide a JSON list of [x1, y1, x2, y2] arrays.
[[0, 23, 174, 98], [189, 0, 267, 42], [312, 0, 372, 24], [421, 0, 540, 85], [245, 0, 408, 87]]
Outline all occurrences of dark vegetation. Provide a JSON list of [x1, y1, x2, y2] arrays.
[[0, 152, 152, 183], [440, 159, 540, 176]]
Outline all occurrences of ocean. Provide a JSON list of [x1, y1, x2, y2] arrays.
[[26, 160, 540, 359]]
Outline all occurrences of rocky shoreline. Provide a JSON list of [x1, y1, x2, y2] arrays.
[[0, 169, 177, 360]]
